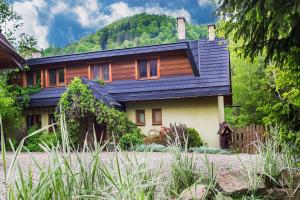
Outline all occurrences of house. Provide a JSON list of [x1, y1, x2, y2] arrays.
[[2, 17, 232, 147]]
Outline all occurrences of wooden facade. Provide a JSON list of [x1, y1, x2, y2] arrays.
[[16, 50, 193, 88]]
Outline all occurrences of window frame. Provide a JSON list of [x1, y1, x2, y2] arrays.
[[46, 67, 66, 87], [89, 62, 112, 82], [24, 70, 41, 87], [135, 110, 146, 126], [135, 57, 160, 80], [152, 108, 162, 125]]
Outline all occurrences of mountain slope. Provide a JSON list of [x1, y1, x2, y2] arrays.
[[43, 13, 208, 56]]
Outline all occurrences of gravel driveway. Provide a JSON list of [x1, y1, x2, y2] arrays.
[[0, 152, 257, 199]]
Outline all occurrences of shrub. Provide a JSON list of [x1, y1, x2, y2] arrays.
[[186, 128, 203, 148], [119, 131, 143, 150], [144, 133, 164, 145], [24, 126, 61, 152], [5, 137, 18, 151], [145, 124, 205, 149], [39, 132, 61, 147]]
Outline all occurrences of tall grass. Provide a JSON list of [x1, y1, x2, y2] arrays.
[[2, 115, 161, 200]]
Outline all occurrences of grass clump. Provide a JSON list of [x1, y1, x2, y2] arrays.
[[1, 115, 160, 200], [166, 148, 199, 197]]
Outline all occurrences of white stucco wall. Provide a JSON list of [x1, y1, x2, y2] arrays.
[[126, 97, 224, 147]]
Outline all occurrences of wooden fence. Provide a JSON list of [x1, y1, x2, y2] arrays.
[[231, 124, 269, 154]]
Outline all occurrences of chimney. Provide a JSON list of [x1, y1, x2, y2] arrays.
[[177, 17, 186, 41], [208, 24, 216, 41], [31, 51, 42, 58]]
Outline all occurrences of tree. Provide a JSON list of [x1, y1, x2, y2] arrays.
[[0, 0, 38, 56], [0, 72, 22, 133], [217, 0, 300, 107], [217, 0, 300, 150]]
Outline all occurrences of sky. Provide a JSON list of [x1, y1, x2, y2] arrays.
[[11, 0, 217, 49]]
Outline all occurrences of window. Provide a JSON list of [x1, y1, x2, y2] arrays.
[[136, 110, 145, 126], [137, 60, 147, 78], [101, 63, 109, 81], [137, 58, 159, 79], [152, 109, 162, 125], [26, 70, 41, 86], [49, 69, 56, 86], [26, 115, 41, 129], [91, 63, 111, 81], [48, 114, 58, 132], [48, 68, 65, 87], [58, 69, 65, 85]]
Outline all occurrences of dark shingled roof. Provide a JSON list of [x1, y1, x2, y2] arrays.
[[28, 38, 231, 107], [28, 41, 199, 76], [81, 78, 120, 107], [29, 78, 120, 107]]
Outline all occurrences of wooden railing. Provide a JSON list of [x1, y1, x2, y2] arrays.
[[231, 124, 269, 154]]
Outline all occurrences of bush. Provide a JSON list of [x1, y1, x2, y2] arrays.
[[119, 131, 143, 150], [144, 124, 205, 149], [186, 128, 203, 148], [24, 126, 61, 152], [5, 137, 18, 151]]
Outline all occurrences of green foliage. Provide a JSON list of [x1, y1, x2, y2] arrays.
[[186, 128, 203, 148], [166, 150, 199, 198], [43, 13, 208, 56], [0, 73, 20, 123], [0, 70, 41, 137], [58, 77, 140, 145], [0, 0, 37, 55], [119, 131, 143, 150], [5, 137, 17, 151], [217, 1, 300, 150], [24, 126, 61, 152]]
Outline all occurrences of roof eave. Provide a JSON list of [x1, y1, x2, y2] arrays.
[[0, 34, 26, 68]]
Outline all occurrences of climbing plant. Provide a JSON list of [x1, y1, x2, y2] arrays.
[[0, 69, 41, 134], [57, 77, 139, 145]]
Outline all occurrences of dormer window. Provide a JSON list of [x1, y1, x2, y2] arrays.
[[91, 62, 111, 82], [26, 70, 41, 86], [48, 68, 65, 87], [136, 58, 159, 80]]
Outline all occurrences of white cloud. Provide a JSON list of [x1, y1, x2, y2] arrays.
[[50, 1, 69, 15], [72, 1, 191, 28], [13, 0, 49, 49], [197, 0, 214, 7], [12, 0, 192, 49]]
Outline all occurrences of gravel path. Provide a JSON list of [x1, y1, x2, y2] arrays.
[[0, 152, 258, 199]]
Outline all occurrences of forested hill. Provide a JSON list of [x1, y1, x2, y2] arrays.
[[43, 13, 208, 56]]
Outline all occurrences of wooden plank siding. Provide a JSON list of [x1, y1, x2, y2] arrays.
[[66, 65, 89, 83], [160, 51, 193, 76], [111, 59, 136, 81], [14, 50, 194, 87]]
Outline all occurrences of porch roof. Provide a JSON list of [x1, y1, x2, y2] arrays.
[[29, 78, 120, 107]]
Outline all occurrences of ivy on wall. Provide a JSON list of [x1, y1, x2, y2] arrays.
[[0, 69, 41, 134], [57, 77, 139, 145]]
